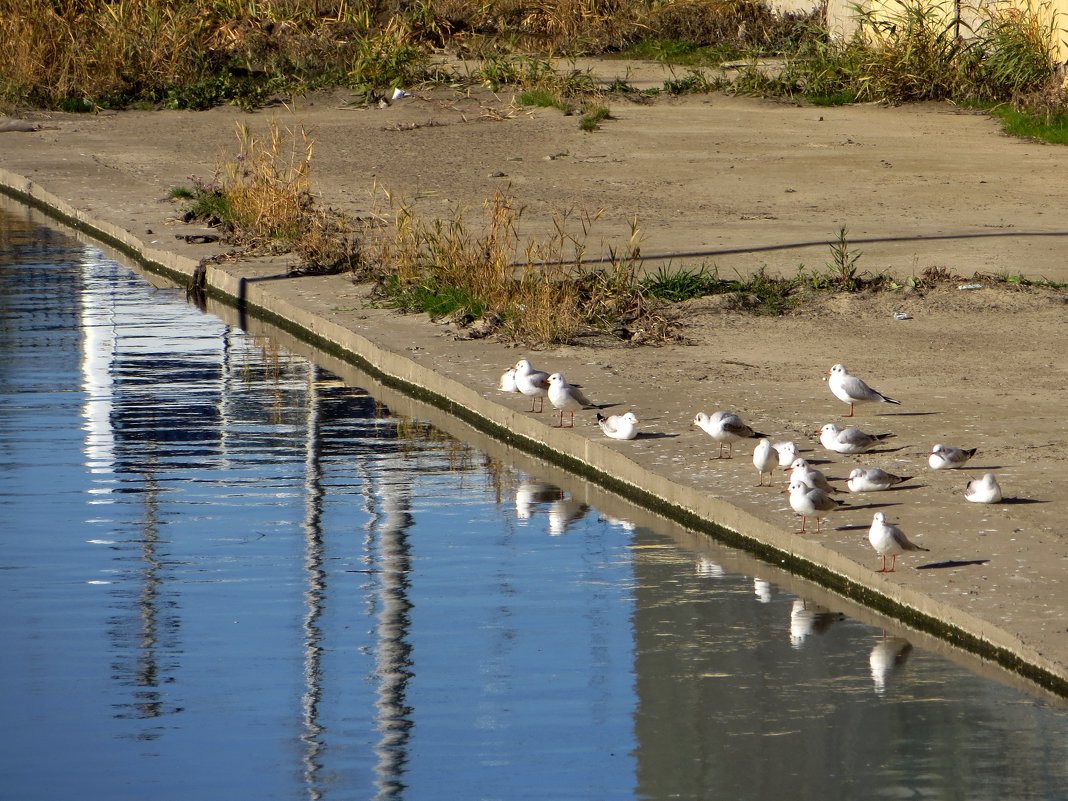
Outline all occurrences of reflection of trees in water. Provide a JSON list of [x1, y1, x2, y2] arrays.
[[107, 466, 183, 731]]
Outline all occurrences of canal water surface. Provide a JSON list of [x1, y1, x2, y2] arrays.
[[2, 203, 1067, 801]]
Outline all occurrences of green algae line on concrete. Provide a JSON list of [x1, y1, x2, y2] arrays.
[[2, 170, 1065, 699]]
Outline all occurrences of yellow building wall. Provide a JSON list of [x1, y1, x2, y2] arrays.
[[772, 0, 1068, 64]]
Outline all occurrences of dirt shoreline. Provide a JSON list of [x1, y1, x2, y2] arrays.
[[2, 69, 1066, 694]]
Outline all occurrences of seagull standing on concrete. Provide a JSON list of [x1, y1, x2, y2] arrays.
[[868, 512, 928, 572], [825, 363, 900, 417]]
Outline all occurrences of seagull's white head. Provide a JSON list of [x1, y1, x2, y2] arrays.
[[788, 458, 809, 471], [872, 512, 887, 525], [825, 363, 847, 380], [547, 372, 565, 386], [515, 358, 531, 372], [621, 412, 639, 424], [848, 468, 864, 480]]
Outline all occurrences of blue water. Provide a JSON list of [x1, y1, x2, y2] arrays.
[[1, 205, 1067, 801]]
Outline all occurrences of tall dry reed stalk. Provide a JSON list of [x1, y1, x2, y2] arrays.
[[222, 120, 314, 245]]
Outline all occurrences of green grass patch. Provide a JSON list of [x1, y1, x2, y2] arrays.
[[642, 264, 725, 301], [641, 264, 802, 315], [580, 105, 612, 131], [517, 89, 567, 110], [988, 105, 1068, 144]]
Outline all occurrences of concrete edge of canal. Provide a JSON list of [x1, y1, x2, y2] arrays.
[[3, 167, 1065, 699]]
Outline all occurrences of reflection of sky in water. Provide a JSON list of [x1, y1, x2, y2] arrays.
[[1, 208, 1067, 801]]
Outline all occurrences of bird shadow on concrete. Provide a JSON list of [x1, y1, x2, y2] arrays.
[[917, 559, 990, 570], [999, 497, 1048, 505], [875, 410, 939, 417], [866, 446, 908, 455], [841, 501, 906, 512], [963, 464, 1004, 471], [634, 432, 679, 441]]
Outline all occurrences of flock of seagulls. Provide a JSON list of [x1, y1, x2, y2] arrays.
[[497, 358, 1003, 574]]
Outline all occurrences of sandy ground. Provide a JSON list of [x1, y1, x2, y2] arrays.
[[2, 60, 1067, 692]]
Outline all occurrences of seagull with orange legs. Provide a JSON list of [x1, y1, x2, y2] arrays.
[[546, 372, 594, 428], [783, 479, 847, 534], [753, 438, 778, 486], [692, 411, 766, 459], [868, 512, 929, 572], [513, 358, 550, 413], [825, 363, 900, 417]]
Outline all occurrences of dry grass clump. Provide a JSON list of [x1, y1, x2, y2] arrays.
[[761, 0, 1063, 105], [181, 120, 362, 274], [641, 0, 820, 51], [363, 186, 655, 346], [222, 121, 314, 246]]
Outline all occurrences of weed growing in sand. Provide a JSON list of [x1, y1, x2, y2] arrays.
[[641, 264, 803, 315], [821, 227, 862, 291], [580, 105, 612, 131]]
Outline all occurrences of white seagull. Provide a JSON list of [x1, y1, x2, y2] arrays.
[[498, 367, 519, 393], [773, 441, 798, 467], [783, 478, 847, 534], [846, 466, 913, 492], [692, 411, 766, 459], [546, 372, 594, 428], [965, 472, 1002, 503], [818, 423, 895, 454], [753, 438, 779, 486], [868, 512, 929, 572], [928, 443, 978, 470], [787, 458, 841, 495], [513, 358, 550, 413], [825, 363, 900, 417], [597, 411, 640, 441]]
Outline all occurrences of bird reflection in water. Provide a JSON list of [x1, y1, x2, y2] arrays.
[[869, 636, 913, 695], [515, 480, 563, 520], [753, 578, 773, 603], [513, 480, 589, 535], [789, 599, 844, 649], [695, 558, 726, 578]]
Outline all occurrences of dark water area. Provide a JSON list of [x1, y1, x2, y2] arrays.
[[2, 202, 1067, 801]]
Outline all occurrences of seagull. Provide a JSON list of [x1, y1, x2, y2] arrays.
[[825, 363, 900, 417], [818, 423, 895, 454], [498, 367, 519, 393], [846, 466, 913, 492], [787, 458, 841, 494], [597, 411, 639, 440], [513, 358, 550, 413], [965, 472, 1002, 503], [773, 441, 798, 467], [929, 443, 978, 470], [547, 372, 594, 428], [868, 512, 928, 572], [783, 478, 847, 534], [692, 411, 766, 459], [753, 438, 778, 486]]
